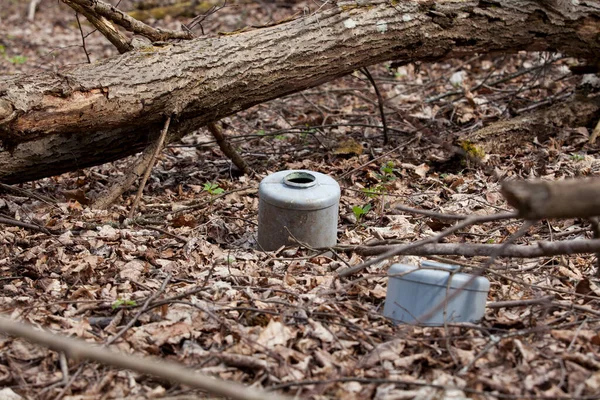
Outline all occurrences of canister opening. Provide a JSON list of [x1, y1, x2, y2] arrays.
[[283, 171, 317, 188]]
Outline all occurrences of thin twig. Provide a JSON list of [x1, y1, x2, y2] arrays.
[[338, 142, 406, 179], [134, 223, 188, 243], [335, 239, 600, 258], [75, 13, 91, 64], [393, 203, 467, 220], [106, 273, 172, 346], [0, 182, 56, 205], [0, 316, 289, 400], [67, 0, 194, 42], [416, 220, 536, 327], [184, 1, 228, 35], [63, 0, 132, 53], [143, 187, 255, 219], [337, 212, 517, 277], [206, 121, 251, 175], [588, 217, 600, 278], [129, 115, 171, 218], [54, 364, 85, 400], [487, 295, 555, 309], [360, 67, 389, 144], [0, 216, 51, 234]]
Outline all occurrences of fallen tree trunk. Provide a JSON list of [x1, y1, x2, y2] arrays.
[[0, 0, 599, 183]]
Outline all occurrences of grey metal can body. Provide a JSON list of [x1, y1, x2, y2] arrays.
[[383, 261, 490, 326], [258, 170, 340, 251]]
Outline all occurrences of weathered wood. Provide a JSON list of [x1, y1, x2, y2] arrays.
[[501, 179, 600, 219], [1, 0, 599, 183], [464, 94, 600, 155]]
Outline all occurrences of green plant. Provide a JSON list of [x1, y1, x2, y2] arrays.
[[7, 55, 26, 64], [352, 203, 372, 222], [0, 45, 27, 64], [375, 161, 397, 183], [570, 153, 585, 161], [362, 185, 386, 198], [203, 182, 225, 195], [112, 299, 137, 309]]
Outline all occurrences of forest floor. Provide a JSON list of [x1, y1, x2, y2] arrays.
[[1, 0, 600, 399]]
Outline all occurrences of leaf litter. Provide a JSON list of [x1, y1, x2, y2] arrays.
[[1, 0, 600, 399]]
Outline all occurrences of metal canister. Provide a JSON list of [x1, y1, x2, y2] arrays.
[[258, 170, 340, 251]]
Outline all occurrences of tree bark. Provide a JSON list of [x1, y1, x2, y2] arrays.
[[501, 178, 600, 219], [1, 0, 599, 183]]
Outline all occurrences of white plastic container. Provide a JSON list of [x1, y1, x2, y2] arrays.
[[383, 261, 490, 326], [257, 170, 340, 251]]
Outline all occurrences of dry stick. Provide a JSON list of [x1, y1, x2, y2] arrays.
[[27, 0, 40, 21], [337, 211, 517, 277], [67, 0, 194, 41], [75, 13, 91, 64], [0, 182, 56, 205], [267, 374, 599, 400], [142, 187, 255, 219], [417, 220, 536, 326], [206, 122, 251, 175], [487, 295, 555, 309], [128, 116, 171, 218], [336, 239, 600, 257], [0, 316, 289, 400], [63, 0, 132, 53], [55, 364, 85, 400], [588, 217, 600, 278], [393, 203, 467, 220], [135, 223, 188, 243], [360, 67, 389, 144], [0, 216, 51, 235], [554, 301, 600, 317], [105, 273, 172, 346], [94, 121, 173, 209], [184, 0, 228, 35], [429, 255, 600, 302], [502, 179, 600, 220], [338, 142, 406, 179]]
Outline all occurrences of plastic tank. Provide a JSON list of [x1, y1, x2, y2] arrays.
[[383, 261, 490, 326]]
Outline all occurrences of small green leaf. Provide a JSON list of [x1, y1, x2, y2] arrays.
[[352, 203, 372, 222], [8, 55, 26, 64], [203, 182, 224, 195], [112, 299, 137, 309]]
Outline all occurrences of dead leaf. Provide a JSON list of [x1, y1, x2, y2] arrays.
[[62, 189, 91, 205], [171, 214, 196, 228], [358, 339, 405, 368], [257, 319, 293, 348]]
